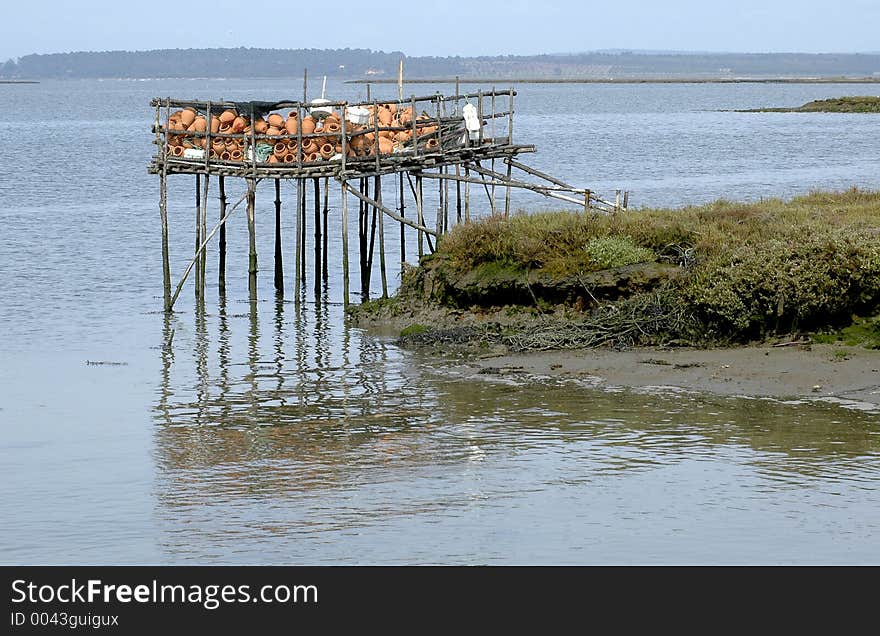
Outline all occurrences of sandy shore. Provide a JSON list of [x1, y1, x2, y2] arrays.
[[454, 343, 880, 410]]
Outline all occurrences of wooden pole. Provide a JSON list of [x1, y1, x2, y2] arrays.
[[300, 175, 307, 285], [160, 166, 171, 312], [199, 172, 209, 294], [399, 171, 406, 271], [504, 160, 513, 218], [455, 75, 462, 223], [194, 174, 201, 299], [313, 177, 321, 296], [464, 164, 471, 222], [218, 175, 227, 295], [376, 175, 387, 298], [341, 179, 350, 307], [359, 178, 369, 300], [322, 176, 329, 280], [274, 178, 283, 294], [246, 178, 257, 301], [295, 178, 302, 300], [416, 173, 424, 257]]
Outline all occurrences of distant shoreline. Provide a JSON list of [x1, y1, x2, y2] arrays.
[[0, 80, 39, 84], [348, 77, 880, 85]]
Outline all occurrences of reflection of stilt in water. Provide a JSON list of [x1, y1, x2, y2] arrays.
[[217, 293, 231, 425], [247, 297, 260, 419], [194, 302, 209, 425], [157, 311, 176, 426], [273, 294, 286, 400]]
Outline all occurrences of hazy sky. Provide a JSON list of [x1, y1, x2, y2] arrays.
[[2, 0, 879, 61]]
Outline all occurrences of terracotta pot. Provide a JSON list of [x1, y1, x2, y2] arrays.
[[267, 113, 284, 128], [230, 149, 243, 161], [180, 108, 197, 127], [268, 154, 279, 163], [286, 140, 298, 153], [274, 142, 287, 157], [319, 143, 334, 159], [191, 116, 207, 133], [377, 108, 392, 126], [283, 152, 296, 163], [306, 152, 320, 163], [301, 116, 316, 135], [324, 121, 341, 134], [219, 122, 232, 134], [285, 116, 298, 135], [210, 116, 221, 134], [425, 138, 439, 150], [301, 139, 318, 155], [378, 137, 394, 155], [387, 103, 398, 115], [394, 131, 411, 143], [220, 151, 231, 161], [219, 110, 236, 124], [379, 130, 394, 140], [232, 116, 248, 133], [398, 108, 414, 126], [212, 139, 226, 154], [254, 118, 268, 134], [171, 145, 185, 157]]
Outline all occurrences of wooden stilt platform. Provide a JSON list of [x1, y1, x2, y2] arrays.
[[148, 88, 627, 313]]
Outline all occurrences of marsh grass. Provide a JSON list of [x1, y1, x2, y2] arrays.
[[421, 188, 880, 343]]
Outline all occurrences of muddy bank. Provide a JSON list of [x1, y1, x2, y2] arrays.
[[451, 343, 880, 409]]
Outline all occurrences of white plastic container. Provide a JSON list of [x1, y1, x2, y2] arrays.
[[182, 147, 205, 160], [310, 98, 334, 119], [345, 106, 371, 125], [462, 102, 481, 141]]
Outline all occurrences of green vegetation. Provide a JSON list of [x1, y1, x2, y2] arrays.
[[399, 324, 431, 338], [740, 96, 880, 113], [386, 188, 880, 349], [812, 315, 880, 349]]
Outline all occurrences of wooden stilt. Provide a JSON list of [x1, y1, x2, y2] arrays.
[[416, 173, 424, 257], [463, 164, 471, 223], [313, 177, 321, 296], [359, 178, 369, 300], [322, 176, 329, 280], [300, 176, 307, 285], [399, 171, 406, 271], [199, 172, 209, 296], [194, 174, 201, 299], [504, 160, 513, 218], [159, 166, 171, 312], [295, 178, 302, 300], [274, 178, 283, 294], [376, 175, 387, 299], [341, 179, 350, 307], [246, 178, 257, 301], [218, 176, 227, 295]]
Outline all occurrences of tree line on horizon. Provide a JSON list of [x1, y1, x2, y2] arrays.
[[2, 48, 880, 79]]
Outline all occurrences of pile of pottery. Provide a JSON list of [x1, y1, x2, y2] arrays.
[[164, 102, 442, 164]]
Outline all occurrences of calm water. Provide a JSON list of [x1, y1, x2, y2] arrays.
[[1, 79, 879, 564]]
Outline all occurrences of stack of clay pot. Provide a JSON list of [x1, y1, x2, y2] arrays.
[[346, 103, 440, 158], [166, 107, 250, 161], [165, 102, 441, 164]]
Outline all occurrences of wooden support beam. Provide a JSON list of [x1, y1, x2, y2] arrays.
[[399, 171, 406, 271], [274, 178, 283, 294], [159, 166, 171, 312], [313, 177, 322, 296], [339, 179, 438, 236], [376, 175, 388, 298], [295, 178, 302, 300], [218, 176, 226, 295], [194, 174, 201, 299], [322, 176, 329, 281], [246, 178, 257, 301], [341, 179, 350, 307], [199, 172, 209, 295]]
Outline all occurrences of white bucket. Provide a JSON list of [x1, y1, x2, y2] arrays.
[[310, 98, 334, 119], [345, 106, 371, 125], [182, 147, 205, 160]]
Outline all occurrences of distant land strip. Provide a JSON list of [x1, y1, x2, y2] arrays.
[[0, 80, 39, 84], [347, 77, 880, 85]]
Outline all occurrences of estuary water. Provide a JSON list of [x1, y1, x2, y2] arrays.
[[1, 79, 879, 564]]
